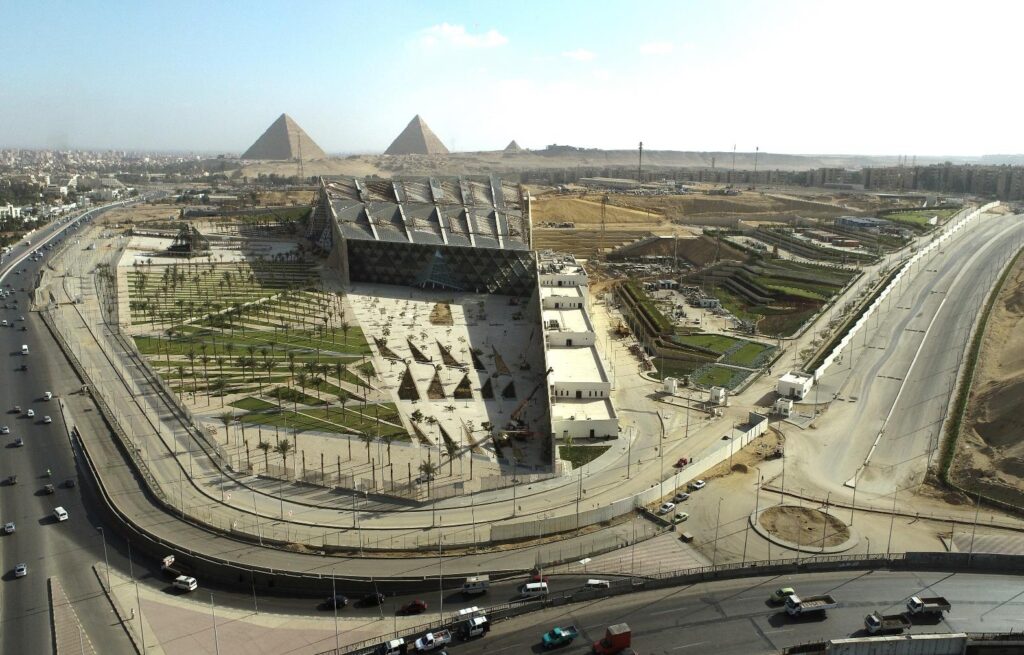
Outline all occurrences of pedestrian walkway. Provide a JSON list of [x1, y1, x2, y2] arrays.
[[49, 577, 98, 655]]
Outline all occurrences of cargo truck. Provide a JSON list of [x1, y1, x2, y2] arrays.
[[542, 626, 579, 649], [864, 611, 911, 634], [414, 630, 452, 652], [593, 623, 631, 655], [906, 596, 951, 616], [784, 593, 838, 616]]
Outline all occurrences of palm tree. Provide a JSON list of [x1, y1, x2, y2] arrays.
[[175, 365, 185, 400], [219, 412, 234, 444], [418, 459, 439, 493], [336, 389, 349, 423], [257, 440, 271, 472], [295, 371, 308, 411], [360, 432, 374, 463], [211, 378, 228, 406], [274, 439, 293, 474], [199, 355, 211, 403], [445, 437, 459, 475], [185, 349, 197, 394]]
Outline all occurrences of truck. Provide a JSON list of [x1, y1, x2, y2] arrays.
[[542, 626, 579, 649], [784, 593, 838, 616], [376, 638, 406, 655], [864, 611, 911, 634], [414, 630, 452, 652], [457, 616, 489, 640], [593, 623, 631, 655], [462, 574, 490, 595], [906, 596, 951, 616], [161, 555, 193, 579]]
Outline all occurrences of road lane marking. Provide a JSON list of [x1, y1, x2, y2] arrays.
[[671, 641, 708, 649]]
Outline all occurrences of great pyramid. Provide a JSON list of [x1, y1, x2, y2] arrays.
[[241, 113, 326, 160], [384, 115, 449, 155], [504, 140, 523, 152]]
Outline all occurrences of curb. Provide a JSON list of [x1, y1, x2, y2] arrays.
[[92, 564, 144, 655], [748, 505, 859, 555]]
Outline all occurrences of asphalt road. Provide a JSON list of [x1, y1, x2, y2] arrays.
[[447, 570, 1024, 655], [0, 205, 139, 654]]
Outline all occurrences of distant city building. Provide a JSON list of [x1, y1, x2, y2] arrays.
[[836, 216, 890, 233], [578, 177, 639, 190]]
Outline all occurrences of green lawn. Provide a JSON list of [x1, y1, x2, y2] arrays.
[[885, 209, 957, 226], [692, 366, 748, 389], [673, 333, 743, 353], [559, 445, 611, 468], [229, 397, 277, 411], [723, 342, 774, 367], [238, 405, 408, 439]]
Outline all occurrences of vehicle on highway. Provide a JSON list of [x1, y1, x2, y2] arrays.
[[64, 478, 75, 488], [784, 593, 838, 616], [1, 425, 8, 434], [359, 592, 385, 606], [865, 611, 911, 634], [18, 363, 26, 370], [462, 574, 489, 595], [400, 599, 428, 614], [323, 594, 348, 609], [43, 391, 52, 401], [688, 479, 706, 491], [21, 344, 28, 355], [43, 484, 55, 494], [376, 638, 406, 655], [906, 595, 951, 615], [173, 575, 198, 592], [457, 616, 489, 640], [584, 579, 611, 589], [593, 623, 631, 655], [14, 563, 27, 578], [14, 437, 24, 447], [530, 568, 549, 583], [3, 522, 14, 534], [672, 511, 689, 524], [5, 475, 16, 485], [658, 502, 675, 515], [53, 506, 69, 521], [25, 409, 34, 417], [43, 416, 52, 424], [414, 630, 452, 652], [1, 320, 7, 327], [542, 625, 579, 649], [672, 492, 690, 503], [11, 405, 20, 413], [520, 582, 549, 598], [770, 587, 796, 603], [673, 457, 689, 468]]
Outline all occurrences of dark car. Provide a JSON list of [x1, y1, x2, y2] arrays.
[[400, 599, 428, 614], [43, 484, 55, 495], [6, 475, 16, 485], [323, 594, 348, 610], [359, 592, 385, 606], [64, 479, 76, 488]]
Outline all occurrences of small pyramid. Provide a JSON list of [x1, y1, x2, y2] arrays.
[[384, 115, 449, 155], [241, 113, 326, 160], [504, 140, 523, 152]]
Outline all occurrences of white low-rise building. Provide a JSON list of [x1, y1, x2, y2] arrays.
[[776, 372, 814, 400]]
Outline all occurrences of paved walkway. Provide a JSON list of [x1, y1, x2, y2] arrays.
[[50, 577, 99, 655]]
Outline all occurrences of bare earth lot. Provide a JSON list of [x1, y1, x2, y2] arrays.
[[953, 253, 1024, 504]]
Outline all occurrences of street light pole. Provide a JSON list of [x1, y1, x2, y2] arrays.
[[712, 497, 723, 567], [886, 486, 898, 556], [97, 526, 110, 592]]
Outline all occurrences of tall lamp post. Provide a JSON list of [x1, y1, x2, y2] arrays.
[[712, 497, 723, 567]]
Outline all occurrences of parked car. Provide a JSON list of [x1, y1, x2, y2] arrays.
[[672, 512, 690, 524], [688, 479, 706, 491], [672, 492, 690, 503], [658, 502, 676, 515]]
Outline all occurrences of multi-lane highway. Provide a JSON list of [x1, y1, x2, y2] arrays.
[[448, 570, 1024, 655]]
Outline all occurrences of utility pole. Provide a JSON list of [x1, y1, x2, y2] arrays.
[[752, 146, 759, 190], [637, 141, 643, 182], [712, 497, 723, 566]]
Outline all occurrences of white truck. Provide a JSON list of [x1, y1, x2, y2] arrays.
[[906, 595, 951, 615], [785, 593, 838, 616], [414, 630, 452, 652]]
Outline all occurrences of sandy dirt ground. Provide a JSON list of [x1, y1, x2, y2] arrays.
[[953, 251, 1024, 505], [758, 505, 850, 547]]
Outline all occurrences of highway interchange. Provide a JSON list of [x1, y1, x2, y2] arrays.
[[1, 202, 1023, 654]]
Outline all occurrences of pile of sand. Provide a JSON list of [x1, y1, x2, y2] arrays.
[[758, 505, 849, 547]]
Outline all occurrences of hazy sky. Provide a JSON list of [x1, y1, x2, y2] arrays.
[[2, 0, 1021, 156]]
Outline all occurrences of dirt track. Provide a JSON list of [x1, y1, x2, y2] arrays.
[[953, 251, 1024, 504]]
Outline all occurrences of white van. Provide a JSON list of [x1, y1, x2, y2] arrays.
[[53, 507, 68, 522], [462, 575, 490, 595], [585, 579, 611, 589], [173, 575, 198, 592], [21, 345, 29, 355], [520, 582, 549, 598]]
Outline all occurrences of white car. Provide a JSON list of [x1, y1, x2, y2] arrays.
[[688, 479, 707, 491], [3, 522, 14, 534], [53, 507, 68, 522], [14, 563, 27, 577], [0, 426, 8, 434], [43, 416, 52, 424], [25, 409, 34, 418], [658, 502, 676, 515], [43, 392, 52, 401]]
